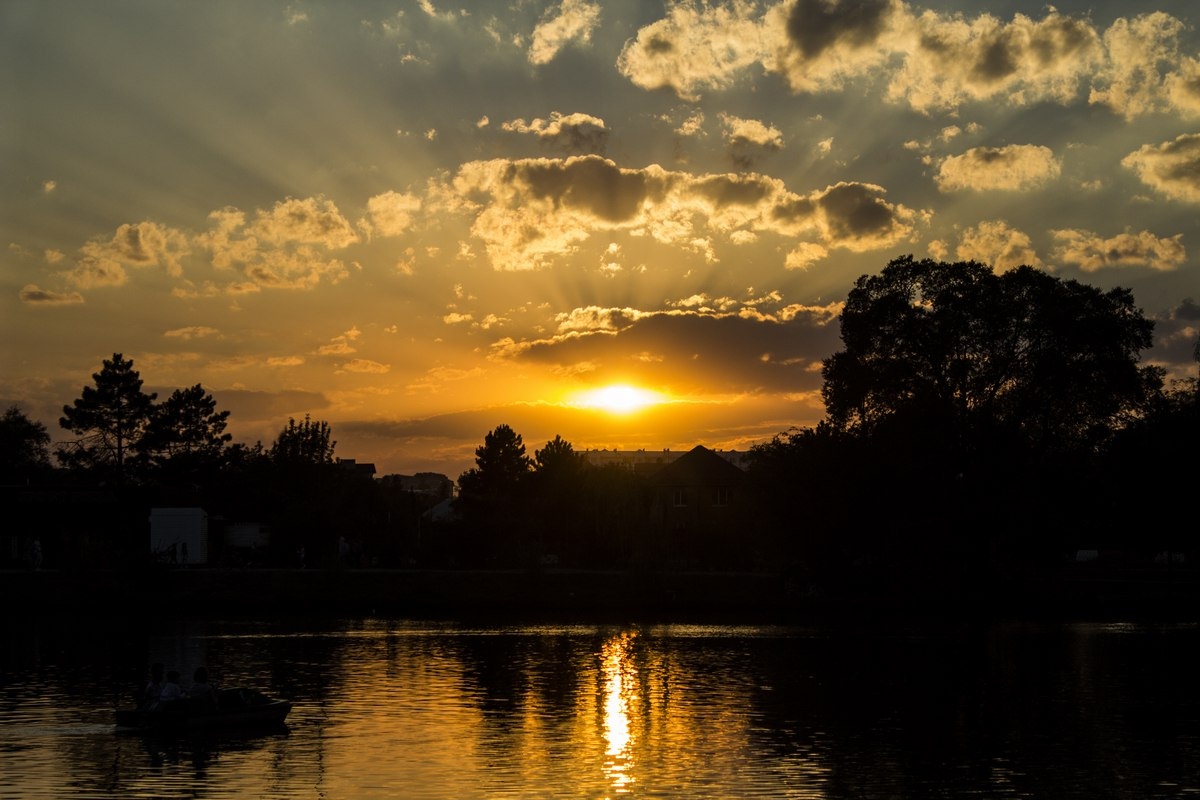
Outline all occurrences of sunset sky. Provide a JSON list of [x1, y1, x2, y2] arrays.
[[4, 0, 1200, 479]]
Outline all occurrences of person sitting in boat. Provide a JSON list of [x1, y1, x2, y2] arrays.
[[159, 671, 183, 703], [188, 666, 218, 707], [140, 663, 165, 708]]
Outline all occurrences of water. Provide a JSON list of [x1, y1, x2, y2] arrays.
[[3, 617, 1200, 799]]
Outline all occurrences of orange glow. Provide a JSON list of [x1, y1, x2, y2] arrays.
[[601, 632, 637, 794], [570, 384, 665, 414]]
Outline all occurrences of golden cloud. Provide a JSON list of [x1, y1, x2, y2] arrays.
[[529, 0, 602, 65], [954, 220, 1041, 271], [1122, 133, 1200, 202], [1052, 228, 1186, 271], [936, 144, 1061, 191], [444, 155, 919, 270]]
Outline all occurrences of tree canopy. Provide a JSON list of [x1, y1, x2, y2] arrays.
[[58, 352, 157, 480], [0, 405, 52, 483], [457, 423, 532, 502], [821, 256, 1162, 462], [142, 384, 233, 470], [270, 415, 336, 466]]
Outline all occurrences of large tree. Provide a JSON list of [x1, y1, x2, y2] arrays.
[[0, 405, 52, 484], [141, 384, 233, 479], [458, 424, 533, 501], [821, 256, 1162, 463], [58, 353, 157, 481], [456, 424, 533, 564]]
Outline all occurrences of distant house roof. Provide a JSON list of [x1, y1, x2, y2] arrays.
[[336, 458, 377, 478], [648, 445, 750, 488]]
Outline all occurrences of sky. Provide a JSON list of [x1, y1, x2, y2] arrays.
[[3, 0, 1200, 479]]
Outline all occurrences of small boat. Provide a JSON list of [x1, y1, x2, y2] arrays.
[[116, 687, 291, 732]]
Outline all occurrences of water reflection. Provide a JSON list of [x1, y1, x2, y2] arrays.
[[5, 619, 1200, 798], [601, 631, 636, 794]]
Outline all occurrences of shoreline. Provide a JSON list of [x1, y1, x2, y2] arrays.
[[6, 566, 1200, 623]]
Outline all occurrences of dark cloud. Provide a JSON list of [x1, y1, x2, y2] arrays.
[[816, 182, 902, 242], [520, 156, 651, 222], [971, 34, 1019, 84], [693, 173, 775, 208], [508, 310, 841, 395], [786, 0, 892, 60], [19, 285, 85, 306], [214, 388, 331, 425], [1177, 297, 1200, 321]]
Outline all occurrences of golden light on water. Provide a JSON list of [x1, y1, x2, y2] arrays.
[[571, 385, 665, 414], [602, 632, 637, 794]]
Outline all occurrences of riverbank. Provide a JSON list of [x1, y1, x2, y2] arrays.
[[6, 565, 1200, 622]]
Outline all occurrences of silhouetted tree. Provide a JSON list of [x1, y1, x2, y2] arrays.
[[57, 353, 156, 483], [0, 405, 52, 484], [530, 435, 590, 564], [823, 257, 1162, 464], [458, 424, 532, 501], [142, 384, 233, 481], [270, 414, 335, 466], [456, 424, 533, 564]]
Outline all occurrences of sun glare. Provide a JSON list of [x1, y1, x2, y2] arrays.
[[573, 384, 663, 414]]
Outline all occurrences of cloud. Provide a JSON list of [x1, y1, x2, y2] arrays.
[[18, 284, 84, 306], [616, 1, 765, 101], [719, 112, 783, 168], [1088, 12, 1200, 119], [617, 3, 1200, 121], [442, 155, 919, 270], [164, 326, 220, 340], [1122, 134, 1200, 202], [889, 8, 1101, 112], [501, 112, 610, 154], [79, 221, 191, 278], [954, 220, 1040, 271], [196, 199, 355, 290], [769, 0, 904, 94], [718, 113, 783, 149], [1052, 228, 1186, 271], [250, 196, 359, 249], [339, 359, 391, 374], [528, 0, 601, 65], [316, 326, 362, 356], [935, 144, 1060, 192], [492, 303, 843, 395], [61, 256, 128, 289], [785, 241, 828, 270], [675, 112, 706, 137], [361, 191, 422, 238]]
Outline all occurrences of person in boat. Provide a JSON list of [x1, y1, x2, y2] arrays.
[[188, 666, 218, 707], [140, 663, 165, 708], [159, 670, 183, 703]]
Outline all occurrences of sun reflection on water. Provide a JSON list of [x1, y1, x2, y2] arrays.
[[601, 632, 637, 795]]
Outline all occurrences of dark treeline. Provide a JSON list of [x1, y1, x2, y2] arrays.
[[2, 257, 1197, 596]]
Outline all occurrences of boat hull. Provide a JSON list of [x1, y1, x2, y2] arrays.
[[116, 688, 291, 732]]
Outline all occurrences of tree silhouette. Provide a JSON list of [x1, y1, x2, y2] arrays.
[[456, 424, 533, 564], [270, 415, 335, 466], [822, 256, 1162, 464], [0, 405, 52, 484], [142, 384, 233, 479], [58, 353, 156, 482], [458, 424, 532, 501]]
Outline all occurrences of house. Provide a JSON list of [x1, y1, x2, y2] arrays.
[[336, 458, 377, 479], [645, 445, 757, 569], [149, 507, 208, 565]]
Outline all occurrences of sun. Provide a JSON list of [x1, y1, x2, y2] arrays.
[[572, 384, 664, 414]]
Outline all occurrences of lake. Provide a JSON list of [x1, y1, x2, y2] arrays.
[[2, 616, 1200, 799]]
